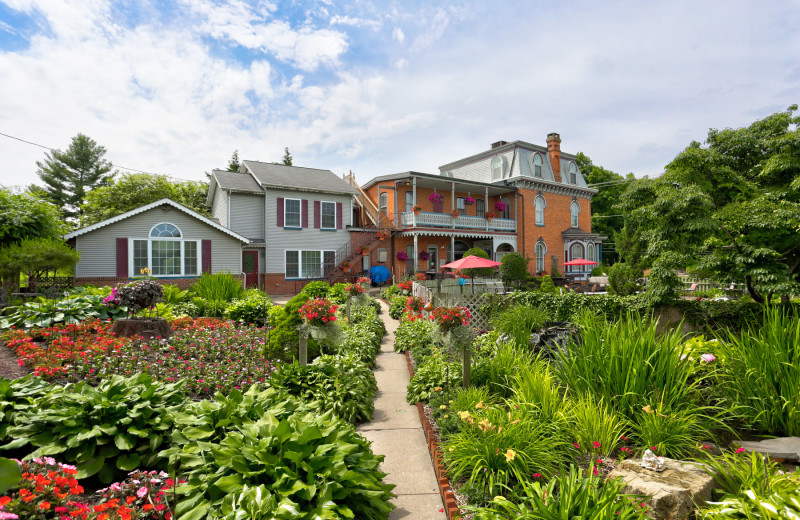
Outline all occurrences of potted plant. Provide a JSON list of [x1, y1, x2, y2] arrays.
[[110, 279, 170, 339], [484, 211, 496, 221], [341, 260, 351, 272], [418, 251, 430, 261], [396, 251, 409, 262], [376, 229, 389, 240], [429, 192, 443, 204], [412, 204, 422, 215], [359, 245, 370, 256], [451, 210, 460, 218], [495, 200, 507, 212], [464, 196, 475, 206]]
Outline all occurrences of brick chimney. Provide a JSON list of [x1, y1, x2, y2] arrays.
[[546, 132, 562, 182]]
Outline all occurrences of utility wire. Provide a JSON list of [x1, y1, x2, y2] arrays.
[[0, 131, 203, 184]]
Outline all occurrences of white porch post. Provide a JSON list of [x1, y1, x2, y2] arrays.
[[412, 176, 417, 227], [394, 181, 399, 227], [451, 182, 456, 230], [413, 234, 419, 272], [450, 235, 455, 263], [485, 186, 489, 231]]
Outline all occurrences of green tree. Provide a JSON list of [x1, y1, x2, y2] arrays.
[[36, 133, 117, 222], [499, 252, 528, 287], [576, 152, 636, 263], [81, 174, 210, 225], [606, 262, 642, 296], [461, 247, 494, 277], [0, 238, 80, 282], [282, 147, 293, 166], [618, 105, 800, 303], [0, 188, 65, 249], [227, 150, 241, 172]]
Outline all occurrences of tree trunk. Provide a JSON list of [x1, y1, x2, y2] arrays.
[[745, 275, 764, 303], [111, 318, 172, 340]]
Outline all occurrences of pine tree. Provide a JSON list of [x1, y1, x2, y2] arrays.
[[36, 133, 116, 222], [282, 147, 293, 166], [227, 150, 241, 172]]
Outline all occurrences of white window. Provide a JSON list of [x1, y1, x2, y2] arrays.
[[285, 198, 301, 228], [131, 223, 199, 277], [491, 156, 503, 180], [476, 199, 485, 217], [570, 243, 583, 260], [587, 243, 595, 263], [379, 192, 388, 215], [532, 154, 543, 178], [456, 197, 466, 215], [405, 191, 413, 212], [570, 200, 580, 227], [569, 162, 578, 184], [285, 250, 336, 278], [535, 242, 546, 273], [534, 194, 545, 226], [320, 201, 336, 229]]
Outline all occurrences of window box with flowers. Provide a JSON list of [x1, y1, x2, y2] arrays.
[[359, 246, 370, 256], [484, 211, 496, 221]]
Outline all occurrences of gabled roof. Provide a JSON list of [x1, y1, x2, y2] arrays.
[[242, 160, 357, 195], [64, 198, 250, 243], [213, 170, 263, 192]]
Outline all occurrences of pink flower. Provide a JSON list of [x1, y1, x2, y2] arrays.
[[592, 441, 601, 450], [573, 443, 580, 450], [735, 447, 746, 454], [137, 486, 148, 498], [700, 353, 716, 363]]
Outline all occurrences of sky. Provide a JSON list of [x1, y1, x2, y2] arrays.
[[0, 0, 798, 189]]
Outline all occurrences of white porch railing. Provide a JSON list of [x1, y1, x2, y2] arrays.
[[400, 211, 516, 232]]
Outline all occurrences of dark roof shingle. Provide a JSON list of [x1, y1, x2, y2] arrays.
[[212, 170, 263, 192], [242, 161, 357, 194]]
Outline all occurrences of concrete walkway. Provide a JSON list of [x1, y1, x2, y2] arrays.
[[358, 300, 447, 519]]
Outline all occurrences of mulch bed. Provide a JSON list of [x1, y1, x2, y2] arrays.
[[0, 341, 31, 379]]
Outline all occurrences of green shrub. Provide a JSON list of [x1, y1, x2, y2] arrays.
[[430, 386, 498, 440], [490, 304, 549, 347], [1, 374, 187, 483], [695, 449, 800, 498], [267, 293, 320, 361], [226, 291, 271, 326], [328, 283, 348, 305], [508, 360, 566, 425], [469, 464, 650, 519], [442, 404, 568, 499], [161, 284, 190, 303], [499, 252, 528, 287], [607, 262, 643, 296], [165, 386, 394, 520], [471, 342, 532, 398], [191, 271, 243, 301], [714, 307, 800, 435], [394, 318, 437, 355], [406, 355, 461, 404], [0, 293, 128, 329], [332, 321, 383, 367], [566, 395, 629, 457], [538, 275, 556, 294], [302, 280, 330, 299], [631, 395, 723, 459], [380, 285, 401, 299], [462, 247, 494, 277], [388, 296, 406, 320], [590, 266, 605, 276], [171, 301, 199, 317]]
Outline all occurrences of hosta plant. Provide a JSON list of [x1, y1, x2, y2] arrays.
[[406, 354, 461, 404], [699, 489, 800, 519], [469, 464, 650, 519], [0, 293, 127, 329], [394, 318, 438, 356], [1, 374, 188, 483]]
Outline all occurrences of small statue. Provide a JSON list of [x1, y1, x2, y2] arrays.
[[641, 449, 665, 472]]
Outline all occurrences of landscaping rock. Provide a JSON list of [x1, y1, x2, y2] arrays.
[[608, 458, 714, 520], [737, 437, 800, 462]]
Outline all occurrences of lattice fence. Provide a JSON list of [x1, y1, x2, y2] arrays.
[[411, 281, 494, 330]]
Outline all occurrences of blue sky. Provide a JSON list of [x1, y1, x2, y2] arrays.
[[0, 0, 798, 188]]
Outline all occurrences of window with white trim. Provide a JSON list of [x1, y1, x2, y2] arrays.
[[570, 243, 583, 260], [476, 199, 485, 217], [285, 250, 336, 278], [379, 192, 388, 215], [284, 198, 301, 228], [320, 201, 336, 229], [534, 194, 545, 226], [535, 242, 546, 273], [131, 223, 199, 277], [587, 243, 595, 263], [456, 197, 466, 215], [568, 162, 578, 184], [532, 153, 543, 178], [491, 156, 503, 180], [570, 200, 580, 228], [405, 191, 413, 212]]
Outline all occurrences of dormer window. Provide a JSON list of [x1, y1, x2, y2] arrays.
[[570, 200, 580, 227], [568, 162, 578, 184], [532, 154, 543, 178], [491, 156, 503, 180]]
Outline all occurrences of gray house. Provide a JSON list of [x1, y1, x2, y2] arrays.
[[65, 198, 250, 289], [207, 161, 358, 293]]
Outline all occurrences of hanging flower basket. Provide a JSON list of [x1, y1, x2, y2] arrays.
[[396, 251, 409, 261], [464, 196, 475, 206], [429, 193, 443, 204], [359, 246, 370, 256], [484, 211, 496, 221], [451, 210, 460, 218], [414, 272, 427, 281], [412, 205, 422, 215], [298, 298, 338, 327], [346, 282, 366, 297], [376, 230, 389, 240], [418, 251, 430, 261], [495, 201, 507, 212]]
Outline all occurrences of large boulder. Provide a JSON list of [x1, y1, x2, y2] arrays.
[[607, 458, 715, 520]]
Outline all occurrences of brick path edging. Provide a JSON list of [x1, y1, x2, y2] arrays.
[[405, 351, 461, 519]]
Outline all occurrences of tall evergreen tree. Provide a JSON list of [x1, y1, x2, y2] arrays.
[[227, 150, 241, 172], [36, 133, 116, 222], [282, 147, 293, 166]]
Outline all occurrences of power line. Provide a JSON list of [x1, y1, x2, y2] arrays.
[[0, 131, 203, 184]]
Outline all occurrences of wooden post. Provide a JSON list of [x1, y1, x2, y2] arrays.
[[462, 346, 471, 388], [299, 327, 308, 366]]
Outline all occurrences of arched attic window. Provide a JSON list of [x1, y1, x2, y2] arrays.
[[532, 153, 543, 178], [568, 162, 578, 184], [150, 223, 181, 238], [491, 156, 503, 180]]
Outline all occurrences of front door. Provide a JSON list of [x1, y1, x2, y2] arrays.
[[242, 251, 258, 288], [427, 245, 438, 272]]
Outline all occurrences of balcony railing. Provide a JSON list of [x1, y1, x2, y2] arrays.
[[400, 211, 516, 232]]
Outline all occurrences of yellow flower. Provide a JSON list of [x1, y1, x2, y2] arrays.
[[505, 449, 516, 462], [440, 405, 447, 410], [449, 447, 454, 452], [448, 400, 453, 404], [434, 387, 442, 392], [642, 405, 653, 414], [459, 411, 470, 420], [475, 401, 484, 409]]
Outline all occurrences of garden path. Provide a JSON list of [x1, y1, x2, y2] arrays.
[[358, 300, 447, 519]]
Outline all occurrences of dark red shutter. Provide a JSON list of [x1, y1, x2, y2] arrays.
[[277, 197, 284, 227], [116, 238, 128, 278], [314, 201, 321, 228], [302, 200, 308, 228], [336, 202, 343, 229], [202, 240, 212, 273]]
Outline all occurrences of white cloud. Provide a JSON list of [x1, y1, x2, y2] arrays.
[[393, 58, 408, 70], [392, 27, 404, 43], [330, 15, 381, 30]]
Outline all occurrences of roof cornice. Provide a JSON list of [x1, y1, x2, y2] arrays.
[[509, 178, 597, 198]]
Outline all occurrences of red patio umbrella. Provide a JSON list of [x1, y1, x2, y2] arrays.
[[563, 258, 598, 266], [442, 255, 501, 269]]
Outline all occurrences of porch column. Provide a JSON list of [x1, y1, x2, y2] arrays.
[[394, 180, 399, 227], [412, 176, 417, 228], [414, 234, 419, 272], [450, 235, 455, 263], [451, 182, 456, 230], [485, 186, 489, 231]]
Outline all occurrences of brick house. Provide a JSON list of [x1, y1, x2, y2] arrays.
[[359, 133, 605, 280]]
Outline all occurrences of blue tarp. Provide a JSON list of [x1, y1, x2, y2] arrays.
[[369, 266, 391, 284]]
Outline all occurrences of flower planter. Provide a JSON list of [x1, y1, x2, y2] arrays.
[[111, 317, 172, 340]]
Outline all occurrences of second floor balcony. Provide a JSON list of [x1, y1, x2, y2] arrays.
[[400, 211, 516, 232]]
